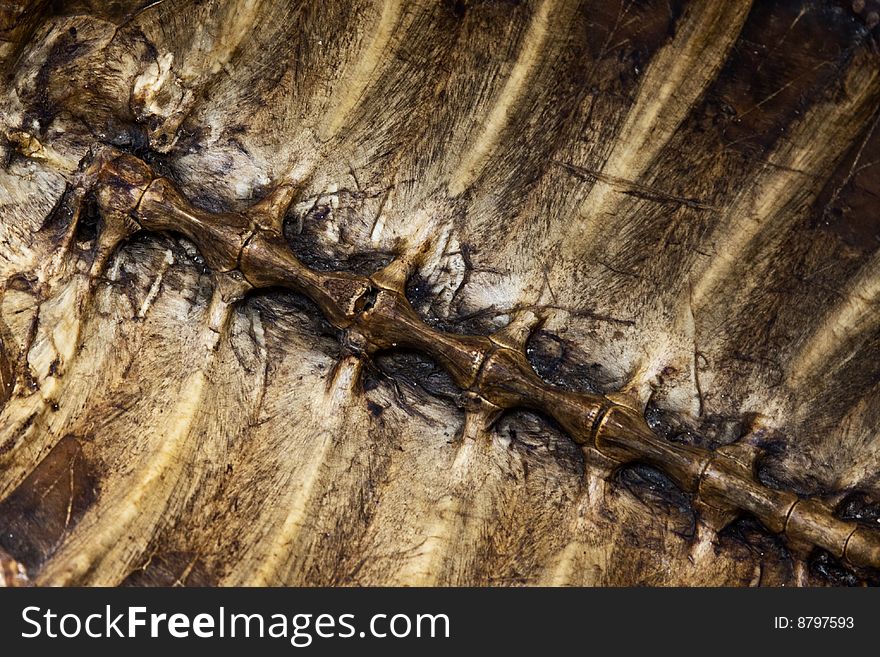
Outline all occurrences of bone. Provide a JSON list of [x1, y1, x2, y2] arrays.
[[76, 147, 880, 573]]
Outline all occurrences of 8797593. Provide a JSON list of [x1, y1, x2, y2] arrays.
[[773, 617, 854, 630]]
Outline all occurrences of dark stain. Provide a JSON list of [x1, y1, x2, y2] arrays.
[[104, 118, 152, 152], [24, 27, 86, 133], [755, 445, 820, 499], [404, 273, 435, 317], [526, 329, 604, 393], [495, 409, 583, 476], [718, 515, 793, 580], [525, 330, 564, 376], [0, 333, 14, 409], [0, 0, 51, 72], [170, 122, 209, 157], [848, 0, 880, 33], [578, 0, 686, 74], [755, 454, 798, 493], [120, 551, 215, 587], [75, 190, 100, 244], [97, 117, 177, 179], [811, 105, 880, 253], [0, 435, 97, 571], [711, 0, 867, 158], [282, 194, 394, 276], [838, 490, 880, 527], [446, 0, 467, 19], [285, 230, 393, 277], [809, 550, 866, 587], [361, 370, 380, 392], [614, 462, 696, 538], [248, 291, 341, 351], [644, 405, 747, 450], [372, 349, 461, 406], [39, 183, 77, 232], [0, 412, 37, 457]]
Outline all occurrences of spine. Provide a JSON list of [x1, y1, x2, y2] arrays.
[[75, 146, 880, 572]]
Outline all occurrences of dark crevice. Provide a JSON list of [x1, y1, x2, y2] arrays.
[[281, 195, 395, 276], [838, 491, 880, 528], [495, 409, 584, 475], [526, 329, 604, 394], [97, 120, 176, 179], [75, 190, 100, 244], [755, 450, 821, 499], [370, 349, 461, 407], [644, 405, 752, 450], [248, 289, 342, 351], [405, 272, 505, 337], [718, 516, 793, 573], [355, 285, 378, 314], [39, 182, 77, 232], [614, 462, 696, 539], [809, 550, 867, 587]]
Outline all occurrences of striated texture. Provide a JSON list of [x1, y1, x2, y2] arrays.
[[0, 0, 879, 586]]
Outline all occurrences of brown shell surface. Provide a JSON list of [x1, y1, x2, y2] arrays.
[[0, 0, 879, 586]]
